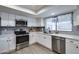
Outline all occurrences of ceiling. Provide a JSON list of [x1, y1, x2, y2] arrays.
[[0, 5, 78, 18], [38, 5, 77, 17], [17, 5, 47, 13]]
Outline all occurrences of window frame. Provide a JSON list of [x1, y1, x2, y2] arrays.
[[44, 12, 73, 32], [57, 12, 73, 31]]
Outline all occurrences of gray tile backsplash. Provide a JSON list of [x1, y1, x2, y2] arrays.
[[0, 27, 29, 35], [15, 27, 29, 32], [1, 28, 15, 34], [59, 26, 79, 35]]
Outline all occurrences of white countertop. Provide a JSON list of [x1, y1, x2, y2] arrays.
[[30, 32, 79, 40], [0, 34, 15, 38], [50, 33, 79, 40], [40, 32, 79, 40]]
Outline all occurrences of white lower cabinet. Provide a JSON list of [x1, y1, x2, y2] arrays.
[[0, 36, 16, 53], [0, 37, 9, 53], [29, 32, 52, 50], [29, 32, 37, 44], [40, 35, 52, 50], [9, 37, 16, 51], [66, 39, 79, 54], [37, 33, 52, 50]]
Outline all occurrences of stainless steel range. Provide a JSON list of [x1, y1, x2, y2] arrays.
[[15, 31, 29, 50]]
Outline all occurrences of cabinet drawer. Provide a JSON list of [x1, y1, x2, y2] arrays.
[[66, 39, 79, 45], [66, 39, 79, 54], [66, 44, 79, 54]]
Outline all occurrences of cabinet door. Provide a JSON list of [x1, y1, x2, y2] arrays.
[[8, 37, 16, 51], [0, 38, 9, 53], [15, 15, 21, 20], [37, 34, 52, 50], [21, 16, 27, 21], [15, 15, 24, 20], [1, 12, 9, 26], [45, 35, 52, 50], [66, 39, 79, 54], [41, 18, 44, 26], [8, 14, 15, 26], [74, 7, 79, 26], [27, 17, 37, 27], [36, 33, 42, 43], [42, 35, 52, 50], [29, 32, 36, 44]]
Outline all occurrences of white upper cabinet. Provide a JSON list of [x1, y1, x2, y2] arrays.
[[1, 12, 15, 26], [21, 16, 27, 21], [36, 18, 44, 27], [41, 18, 44, 26], [27, 17, 44, 27], [15, 15, 22, 20], [15, 15, 27, 21], [1, 12, 9, 26], [8, 14, 15, 26], [0, 12, 44, 27], [27, 17, 37, 27], [36, 19, 44, 27], [73, 7, 79, 26]]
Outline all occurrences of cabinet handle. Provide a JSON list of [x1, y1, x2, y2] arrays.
[[70, 41, 74, 43], [76, 46, 78, 48]]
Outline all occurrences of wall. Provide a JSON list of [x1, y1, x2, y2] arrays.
[[1, 27, 15, 34]]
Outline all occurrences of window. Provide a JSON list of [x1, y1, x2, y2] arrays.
[[45, 13, 72, 32], [45, 17, 57, 31], [57, 13, 72, 31]]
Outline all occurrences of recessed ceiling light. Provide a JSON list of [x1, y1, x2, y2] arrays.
[[51, 13, 55, 15]]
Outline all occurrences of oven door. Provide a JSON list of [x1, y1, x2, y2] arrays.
[[16, 35, 29, 44]]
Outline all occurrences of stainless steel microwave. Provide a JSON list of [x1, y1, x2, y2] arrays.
[[16, 20, 27, 26]]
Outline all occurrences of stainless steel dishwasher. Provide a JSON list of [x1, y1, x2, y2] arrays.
[[52, 36, 65, 54]]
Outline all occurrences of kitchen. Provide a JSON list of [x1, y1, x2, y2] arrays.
[[0, 5, 79, 54]]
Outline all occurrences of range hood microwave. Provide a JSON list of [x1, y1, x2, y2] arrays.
[[16, 20, 27, 26]]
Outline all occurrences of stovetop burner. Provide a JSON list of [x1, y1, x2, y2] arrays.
[[15, 31, 29, 35]]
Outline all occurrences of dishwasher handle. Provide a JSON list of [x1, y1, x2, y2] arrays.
[[53, 36, 65, 40]]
